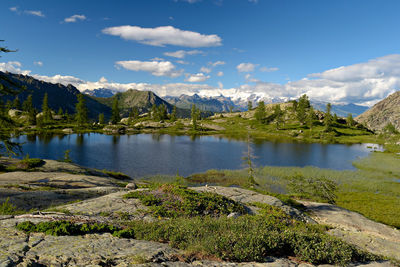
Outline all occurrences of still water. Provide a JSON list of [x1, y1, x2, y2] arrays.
[[15, 133, 381, 177]]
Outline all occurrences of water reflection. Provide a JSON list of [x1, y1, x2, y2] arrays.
[[14, 133, 381, 178]]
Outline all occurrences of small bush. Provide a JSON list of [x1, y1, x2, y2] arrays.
[[0, 198, 23, 215], [124, 184, 246, 217], [16, 221, 120, 236], [287, 174, 338, 204], [13, 154, 45, 170]]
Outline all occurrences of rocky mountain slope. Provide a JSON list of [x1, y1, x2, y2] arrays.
[[83, 88, 117, 98], [165, 94, 241, 113], [356, 91, 400, 131], [0, 71, 111, 119]]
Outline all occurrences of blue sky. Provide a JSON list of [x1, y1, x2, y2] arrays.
[[2, 0, 400, 105]]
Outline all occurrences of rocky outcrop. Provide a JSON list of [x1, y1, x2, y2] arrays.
[[300, 201, 400, 261], [356, 91, 400, 131], [192, 186, 314, 223]]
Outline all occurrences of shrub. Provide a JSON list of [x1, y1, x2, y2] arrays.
[[123, 184, 246, 217], [0, 198, 23, 215], [287, 174, 337, 204], [13, 154, 45, 169]]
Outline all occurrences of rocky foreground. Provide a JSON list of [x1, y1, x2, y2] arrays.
[[0, 159, 399, 266]]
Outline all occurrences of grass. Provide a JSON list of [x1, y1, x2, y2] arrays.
[[101, 169, 131, 180], [15, 204, 381, 265], [183, 151, 400, 229]]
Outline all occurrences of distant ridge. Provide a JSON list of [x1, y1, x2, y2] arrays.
[[0, 71, 111, 119], [83, 88, 116, 98]]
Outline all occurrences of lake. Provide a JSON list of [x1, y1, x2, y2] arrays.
[[14, 133, 381, 177]]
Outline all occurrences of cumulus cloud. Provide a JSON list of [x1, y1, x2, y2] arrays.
[[217, 71, 224, 77], [237, 62, 258, 72], [209, 61, 225, 67], [176, 60, 189, 65], [200, 67, 211, 73], [33, 61, 43, 66], [64, 14, 87, 23], [164, 49, 203, 58], [9, 7, 18, 12], [3, 54, 400, 106], [260, 66, 279, 72], [115, 60, 183, 78], [102, 25, 222, 47], [185, 73, 210, 82], [25, 10, 45, 17], [0, 61, 31, 75]]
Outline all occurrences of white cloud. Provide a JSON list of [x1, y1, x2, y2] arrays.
[[217, 71, 224, 77], [25, 10, 45, 17], [237, 62, 258, 72], [185, 73, 210, 82], [218, 82, 223, 89], [164, 49, 203, 58], [176, 60, 189, 65], [9, 7, 18, 12], [248, 0, 258, 3], [34, 61, 43, 67], [64, 14, 87, 23], [102, 25, 222, 47], [209, 61, 225, 67], [150, 57, 165, 61], [115, 60, 183, 78], [200, 67, 211, 73], [260, 66, 279, 72], [0, 61, 31, 75], [4, 54, 400, 106]]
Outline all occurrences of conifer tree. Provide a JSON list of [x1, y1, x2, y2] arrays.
[[0, 41, 24, 155], [296, 94, 310, 125], [346, 113, 355, 127], [22, 95, 33, 112], [247, 101, 252, 111], [41, 93, 52, 123], [13, 96, 21, 110], [273, 104, 284, 129], [98, 113, 105, 125], [324, 103, 333, 131], [254, 101, 266, 122], [111, 97, 120, 124], [306, 106, 317, 130], [191, 104, 199, 130], [75, 94, 88, 126], [170, 105, 177, 122]]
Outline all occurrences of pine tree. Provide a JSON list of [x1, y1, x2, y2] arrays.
[[273, 104, 284, 129], [247, 101, 253, 111], [22, 95, 33, 112], [306, 106, 317, 130], [170, 105, 177, 122], [98, 113, 105, 125], [151, 104, 157, 121], [324, 103, 333, 131], [191, 104, 199, 130], [13, 96, 21, 110], [254, 101, 266, 122], [0, 41, 24, 156], [111, 98, 120, 124], [346, 113, 355, 127], [75, 94, 88, 126], [57, 107, 64, 116], [296, 94, 310, 125], [41, 93, 52, 123]]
